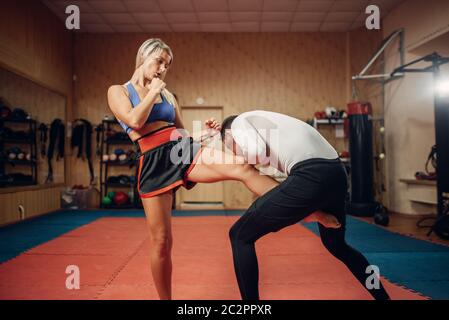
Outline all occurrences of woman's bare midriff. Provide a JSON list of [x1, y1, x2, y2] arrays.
[[128, 120, 173, 142]]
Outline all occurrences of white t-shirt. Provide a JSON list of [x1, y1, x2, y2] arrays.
[[230, 110, 339, 175]]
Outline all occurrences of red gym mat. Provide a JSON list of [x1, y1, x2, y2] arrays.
[[0, 216, 427, 300]]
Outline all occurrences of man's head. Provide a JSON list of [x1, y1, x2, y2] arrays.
[[220, 115, 239, 154]]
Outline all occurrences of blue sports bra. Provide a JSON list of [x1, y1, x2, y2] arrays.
[[118, 82, 176, 133]]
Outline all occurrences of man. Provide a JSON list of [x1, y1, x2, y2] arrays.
[[220, 110, 390, 300]]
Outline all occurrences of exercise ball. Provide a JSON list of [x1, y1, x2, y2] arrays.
[[102, 196, 112, 206], [113, 191, 129, 205]]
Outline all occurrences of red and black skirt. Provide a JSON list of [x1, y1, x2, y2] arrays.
[[136, 126, 203, 198]]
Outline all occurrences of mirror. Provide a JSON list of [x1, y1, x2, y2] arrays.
[[0, 67, 66, 188]]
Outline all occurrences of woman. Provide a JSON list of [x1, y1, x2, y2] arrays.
[[107, 38, 338, 299]]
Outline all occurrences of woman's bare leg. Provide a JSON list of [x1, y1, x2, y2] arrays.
[[187, 147, 277, 196], [142, 191, 174, 300], [187, 147, 340, 228]]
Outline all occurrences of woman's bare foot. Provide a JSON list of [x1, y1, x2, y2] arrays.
[[303, 211, 341, 229]]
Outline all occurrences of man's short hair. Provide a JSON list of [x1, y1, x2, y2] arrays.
[[220, 115, 238, 140]]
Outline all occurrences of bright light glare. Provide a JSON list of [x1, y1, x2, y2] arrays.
[[435, 79, 449, 97]]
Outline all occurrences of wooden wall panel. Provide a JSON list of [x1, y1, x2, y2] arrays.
[[0, 0, 72, 96], [73, 33, 347, 121], [72, 32, 349, 208], [0, 185, 63, 226]]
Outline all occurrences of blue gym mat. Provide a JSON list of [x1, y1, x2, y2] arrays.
[[1, 210, 449, 299], [303, 217, 449, 300]]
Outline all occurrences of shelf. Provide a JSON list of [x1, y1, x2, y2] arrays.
[[101, 203, 136, 209], [1, 116, 38, 192], [1, 159, 37, 165], [100, 119, 140, 209], [101, 161, 136, 166], [102, 118, 119, 124], [399, 178, 437, 205], [105, 139, 133, 145], [0, 182, 64, 194], [103, 182, 135, 188], [0, 119, 36, 124], [314, 118, 346, 125], [400, 178, 436, 186], [3, 138, 33, 143], [0, 181, 36, 188]]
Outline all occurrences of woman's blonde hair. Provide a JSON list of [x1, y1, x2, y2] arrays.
[[135, 38, 173, 69], [136, 38, 177, 107]]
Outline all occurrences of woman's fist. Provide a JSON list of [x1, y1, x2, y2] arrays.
[[146, 77, 166, 94]]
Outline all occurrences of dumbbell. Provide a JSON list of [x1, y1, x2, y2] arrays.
[[7, 147, 22, 160]]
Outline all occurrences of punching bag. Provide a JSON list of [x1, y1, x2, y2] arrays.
[[347, 102, 377, 217]]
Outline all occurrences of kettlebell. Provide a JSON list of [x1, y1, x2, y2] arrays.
[[374, 204, 389, 226]]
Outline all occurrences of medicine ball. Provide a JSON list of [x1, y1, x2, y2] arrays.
[[0, 106, 12, 119], [113, 191, 129, 205], [102, 196, 112, 206]]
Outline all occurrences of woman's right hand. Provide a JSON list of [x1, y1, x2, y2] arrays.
[[146, 77, 166, 94], [205, 118, 221, 131]]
